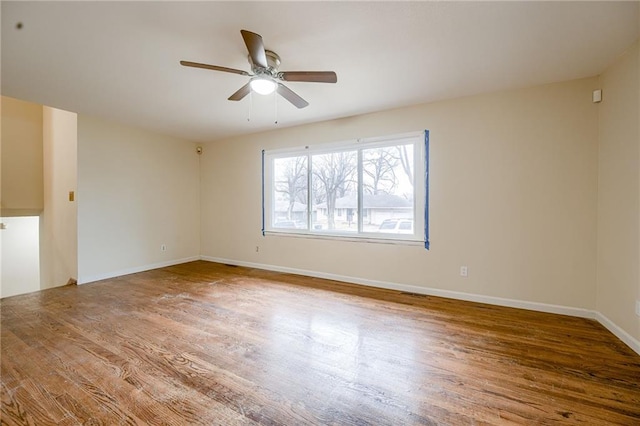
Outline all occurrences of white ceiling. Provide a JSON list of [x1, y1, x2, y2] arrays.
[[2, 1, 638, 143]]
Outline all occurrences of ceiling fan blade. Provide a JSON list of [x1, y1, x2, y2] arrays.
[[241, 30, 268, 69], [279, 71, 337, 83], [277, 83, 309, 109], [228, 83, 251, 101], [180, 61, 249, 76]]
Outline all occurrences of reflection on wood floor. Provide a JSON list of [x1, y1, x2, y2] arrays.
[[2, 260, 639, 424]]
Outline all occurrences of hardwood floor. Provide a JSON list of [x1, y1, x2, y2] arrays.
[[1, 261, 639, 425]]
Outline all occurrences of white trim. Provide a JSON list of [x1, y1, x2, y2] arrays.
[[78, 256, 200, 285], [595, 312, 640, 355], [199, 256, 596, 319], [264, 131, 424, 156], [263, 230, 424, 246]]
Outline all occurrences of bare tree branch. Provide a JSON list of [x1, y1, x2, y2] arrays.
[[274, 156, 307, 220], [312, 151, 357, 229], [398, 145, 414, 187], [363, 147, 399, 195]]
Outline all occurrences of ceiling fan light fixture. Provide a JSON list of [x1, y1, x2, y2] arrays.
[[250, 77, 276, 95]]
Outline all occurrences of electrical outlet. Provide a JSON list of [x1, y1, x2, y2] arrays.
[[161, 244, 167, 252], [636, 300, 640, 317], [460, 266, 468, 277]]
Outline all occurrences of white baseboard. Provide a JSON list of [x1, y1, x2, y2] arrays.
[[78, 256, 200, 285], [200, 256, 596, 318], [595, 312, 640, 355], [200, 256, 640, 356]]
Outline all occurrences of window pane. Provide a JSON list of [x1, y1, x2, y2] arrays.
[[362, 144, 414, 234], [272, 156, 308, 229], [264, 132, 424, 242], [311, 151, 358, 232]]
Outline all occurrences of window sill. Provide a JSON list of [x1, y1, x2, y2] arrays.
[[263, 230, 425, 246]]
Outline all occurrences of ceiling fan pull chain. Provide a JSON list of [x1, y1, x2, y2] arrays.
[[247, 90, 253, 122]]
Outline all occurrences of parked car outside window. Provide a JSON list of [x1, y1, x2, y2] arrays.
[[378, 219, 413, 234]]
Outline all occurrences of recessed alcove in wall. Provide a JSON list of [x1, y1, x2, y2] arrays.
[[1, 96, 78, 298]]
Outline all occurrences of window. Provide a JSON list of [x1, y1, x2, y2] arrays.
[[263, 131, 429, 246]]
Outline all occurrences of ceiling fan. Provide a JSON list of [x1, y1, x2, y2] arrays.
[[180, 30, 337, 109]]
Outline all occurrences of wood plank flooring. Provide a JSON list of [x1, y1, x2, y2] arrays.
[[1, 260, 639, 425]]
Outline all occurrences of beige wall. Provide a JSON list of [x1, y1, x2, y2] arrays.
[[77, 115, 201, 283], [597, 40, 640, 343], [201, 77, 600, 311], [1, 96, 44, 215], [42, 106, 78, 288]]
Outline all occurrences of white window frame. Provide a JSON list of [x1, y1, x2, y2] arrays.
[[263, 131, 427, 245]]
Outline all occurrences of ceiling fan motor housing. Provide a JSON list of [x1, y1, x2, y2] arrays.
[[250, 50, 281, 76]]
